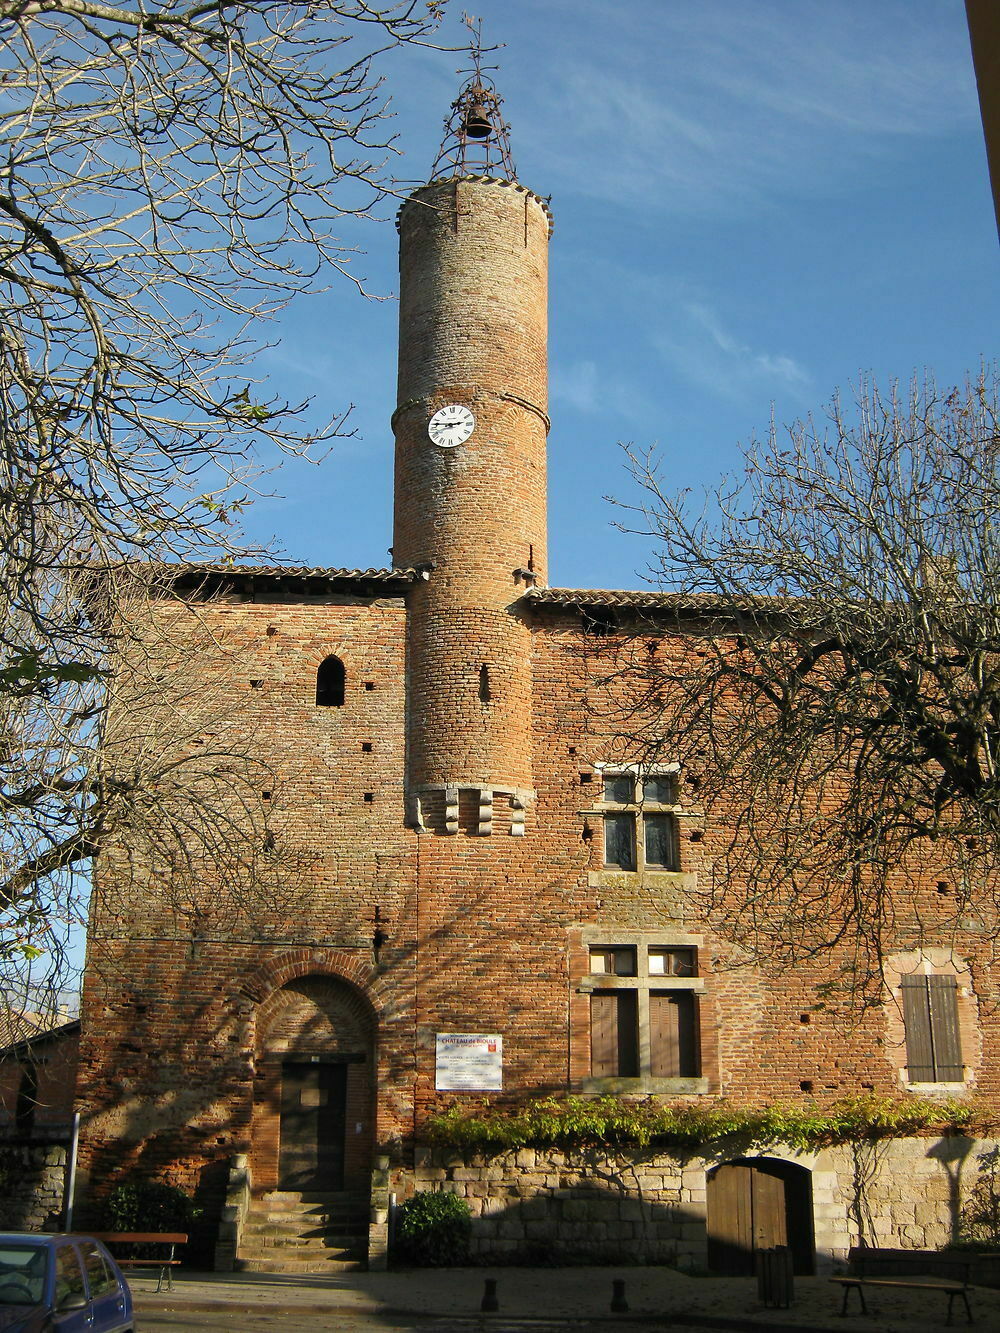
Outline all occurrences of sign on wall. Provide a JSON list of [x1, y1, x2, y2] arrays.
[[435, 1033, 503, 1091]]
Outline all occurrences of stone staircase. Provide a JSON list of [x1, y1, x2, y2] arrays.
[[235, 1190, 369, 1273]]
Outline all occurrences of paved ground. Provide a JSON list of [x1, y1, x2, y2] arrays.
[[130, 1265, 998, 1332]]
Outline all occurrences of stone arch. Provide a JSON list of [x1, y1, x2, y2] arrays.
[[251, 973, 377, 1195], [706, 1156, 815, 1276]]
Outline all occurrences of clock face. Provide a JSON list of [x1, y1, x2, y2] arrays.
[[428, 403, 475, 448]]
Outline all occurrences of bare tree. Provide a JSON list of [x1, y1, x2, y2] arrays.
[[0, 1, 446, 1017], [608, 368, 1000, 995]]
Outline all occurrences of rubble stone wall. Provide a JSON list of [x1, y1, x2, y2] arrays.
[[402, 1135, 1000, 1271]]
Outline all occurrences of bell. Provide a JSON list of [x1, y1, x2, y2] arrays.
[[463, 101, 493, 139]]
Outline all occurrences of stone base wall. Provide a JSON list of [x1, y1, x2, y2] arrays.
[[0, 1141, 68, 1231], [402, 1135, 1000, 1271]]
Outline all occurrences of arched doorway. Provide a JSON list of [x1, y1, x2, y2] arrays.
[[253, 975, 376, 1194], [706, 1158, 815, 1275]]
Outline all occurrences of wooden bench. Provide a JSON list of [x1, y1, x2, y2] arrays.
[[87, 1232, 187, 1293], [830, 1246, 974, 1325]]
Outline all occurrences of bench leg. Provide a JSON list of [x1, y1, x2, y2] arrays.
[[840, 1282, 866, 1317]]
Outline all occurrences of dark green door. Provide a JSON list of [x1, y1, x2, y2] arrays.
[[278, 1061, 347, 1190]]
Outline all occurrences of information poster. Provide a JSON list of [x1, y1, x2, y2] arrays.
[[435, 1033, 503, 1091]]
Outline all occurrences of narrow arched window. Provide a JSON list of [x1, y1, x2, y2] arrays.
[[316, 655, 346, 707], [479, 663, 492, 703], [15, 1062, 38, 1135]]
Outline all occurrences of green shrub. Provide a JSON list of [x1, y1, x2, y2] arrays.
[[423, 1093, 977, 1155], [394, 1190, 472, 1267], [102, 1179, 198, 1233]]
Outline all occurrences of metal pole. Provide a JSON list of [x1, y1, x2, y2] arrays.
[[62, 1112, 80, 1231]]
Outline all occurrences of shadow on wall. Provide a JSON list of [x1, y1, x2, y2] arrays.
[[454, 1180, 708, 1270], [397, 1157, 815, 1275]]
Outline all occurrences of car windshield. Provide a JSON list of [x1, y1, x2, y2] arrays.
[[0, 1245, 48, 1305]]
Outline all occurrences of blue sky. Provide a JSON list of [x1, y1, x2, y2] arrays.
[[242, 0, 998, 593]]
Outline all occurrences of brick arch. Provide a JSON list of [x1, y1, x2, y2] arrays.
[[239, 949, 389, 1014], [256, 975, 375, 1058], [251, 971, 378, 1195]]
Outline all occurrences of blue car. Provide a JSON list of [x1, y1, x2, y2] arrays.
[[0, 1234, 134, 1333]]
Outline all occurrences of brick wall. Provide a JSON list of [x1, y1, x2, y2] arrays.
[[75, 171, 1000, 1270], [393, 178, 550, 795]]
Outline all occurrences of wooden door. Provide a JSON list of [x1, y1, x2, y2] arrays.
[[707, 1160, 810, 1275], [278, 1061, 347, 1190]]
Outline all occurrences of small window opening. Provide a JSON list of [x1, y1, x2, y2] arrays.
[[15, 1063, 38, 1135], [582, 607, 617, 636], [937, 881, 950, 896], [250, 679, 263, 689], [364, 792, 374, 803], [364, 681, 375, 691], [568, 746, 577, 755], [799, 1013, 811, 1024], [590, 946, 637, 976], [799, 1079, 814, 1093], [361, 741, 373, 753], [316, 655, 346, 707], [580, 772, 592, 784], [262, 790, 272, 801], [479, 663, 492, 703]]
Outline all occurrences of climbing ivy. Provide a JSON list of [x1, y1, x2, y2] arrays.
[[423, 1094, 979, 1155]]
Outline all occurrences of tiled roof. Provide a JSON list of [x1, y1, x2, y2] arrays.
[[163, 564, 417, 589], [524, 587, 801, 613], [0, 1014, 79, 1055]]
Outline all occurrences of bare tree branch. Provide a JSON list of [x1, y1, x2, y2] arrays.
[[603, 368, 1000, 999], [0, 0, 448, 1021]]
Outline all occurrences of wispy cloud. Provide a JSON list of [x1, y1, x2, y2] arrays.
[[551, 357, 662, 429], [522, 0, 976, 217], [654, 299, 812, 402]]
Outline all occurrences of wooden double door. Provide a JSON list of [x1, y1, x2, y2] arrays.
[[278, 1061, 348, 1191], [706, 1159, 814, 1275]]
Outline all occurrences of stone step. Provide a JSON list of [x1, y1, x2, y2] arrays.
[[258, 1199, 368, 1210], [238, 1244, 361, 1261], [240, 1229, 365, 1249], [245, 1208, 367, 1226], [235, 1255, 364, 1274]]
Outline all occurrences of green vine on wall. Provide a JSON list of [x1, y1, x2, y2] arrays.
[[424, 1094, 980, 1155]]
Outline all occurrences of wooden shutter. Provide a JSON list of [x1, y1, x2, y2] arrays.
[[901, 975, 934, 1080], [650, 991, 699, 1077], [902, 974, 963, 1081], [590, 990, 638, 1077], [927, 974, 963, 1080], [590, 991, 619, 1076]]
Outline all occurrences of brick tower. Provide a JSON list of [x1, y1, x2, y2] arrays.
[[392, 66, 553, 832]]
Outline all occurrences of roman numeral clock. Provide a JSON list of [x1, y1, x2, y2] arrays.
[[428, 403, 476, 448]]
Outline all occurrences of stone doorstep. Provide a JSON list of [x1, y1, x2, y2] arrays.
[[254, 1197, 352, 1210], [242, 1223, 366, 1240], [242, 1214, 367, 1232], [241, 1232, 365, 1250], [234, 1257, 364, 1274]]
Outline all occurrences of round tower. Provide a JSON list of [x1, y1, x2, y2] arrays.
[[392, 67, 552, 832]]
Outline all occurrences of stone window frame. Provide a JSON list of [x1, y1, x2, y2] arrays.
[[577, 928, 709, 1096], [883, 949, 978, 1094], [594, 762, 682, 873]]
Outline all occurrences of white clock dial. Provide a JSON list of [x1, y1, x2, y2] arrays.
[[428, 403, 475, 448]]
